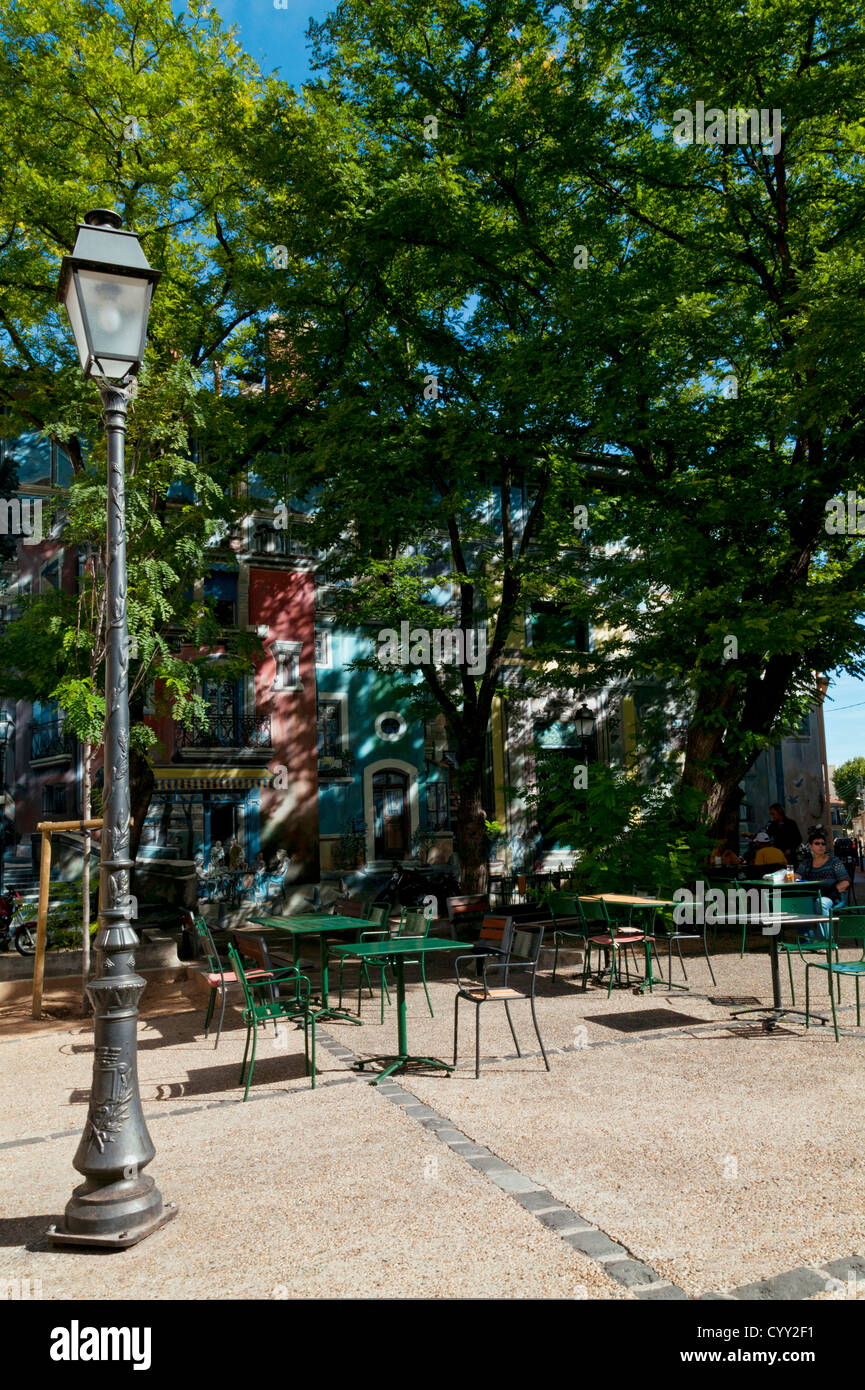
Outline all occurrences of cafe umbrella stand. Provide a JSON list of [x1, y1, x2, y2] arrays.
[[48, 210, 176, 1247]]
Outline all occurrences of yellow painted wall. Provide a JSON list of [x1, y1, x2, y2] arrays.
[[622, 695, 637, 769]]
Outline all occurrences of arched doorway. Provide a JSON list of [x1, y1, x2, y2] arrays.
[[372, 769, 410, 860]]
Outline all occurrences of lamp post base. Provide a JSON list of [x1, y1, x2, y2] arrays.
[[48, 1176, 177, 1249]]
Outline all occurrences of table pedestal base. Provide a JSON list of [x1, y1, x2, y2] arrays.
[[353, 1055, 453, 1085], [637, 974, 690, 995], [729, 1004, 829, 1032], [310, 1002, 363, 1025]]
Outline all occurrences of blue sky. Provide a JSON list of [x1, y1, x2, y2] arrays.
[[195, 0, 332, 85], [824, 670, 865, 769], [193, 4, 865, 769]]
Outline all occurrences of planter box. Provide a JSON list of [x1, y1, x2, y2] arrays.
[[0, 963, 184, 1007], [0, 933, 182, 984]]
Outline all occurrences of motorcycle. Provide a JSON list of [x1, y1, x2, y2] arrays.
[[0, 888, 34, 955], [372, 865, 461, 915], [0, 883, 99, 955]]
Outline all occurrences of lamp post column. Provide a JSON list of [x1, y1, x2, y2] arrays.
[[51, 381, 175, 1247]]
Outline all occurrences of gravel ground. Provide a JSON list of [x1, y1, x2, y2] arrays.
[[1, 935, 862, 1299], [0, 977, 624, 1300]]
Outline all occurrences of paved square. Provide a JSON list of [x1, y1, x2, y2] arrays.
[[1, 939, 863, 1300]]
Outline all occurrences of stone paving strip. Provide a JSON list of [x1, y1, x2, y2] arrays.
[[315, 1028, 686, 1298], [315, 1025, 865, 1302], [698, 1254, 865, 1300], [0, 1072, 358, 1152]]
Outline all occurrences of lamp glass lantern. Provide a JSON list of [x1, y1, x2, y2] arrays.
[[56, 210, 160, 380], [574, 703, 596, 740]]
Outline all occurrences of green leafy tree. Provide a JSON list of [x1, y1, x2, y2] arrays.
[[247, 0, 865, 881], [833, 757, 865, 820], [573, 0, 865, 840], [239, 0, 624, 890], [526, 748, 712, 897], [0, 0, 278, 878]]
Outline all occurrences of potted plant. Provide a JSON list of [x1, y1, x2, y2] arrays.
[[485, 818, 507, 873], [411, 826, 438, 863], [332, 821, 367, 869]]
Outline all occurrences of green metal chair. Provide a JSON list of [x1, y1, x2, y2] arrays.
[[580, 897, 656, 996], [548, 891, 588, 983], [804, 906, 865, 1041], [391, 904, 435, 1018], [707, 878, 752, 957], [773, 887, 839, 1005], [335, 902, 391, 1016], [190, 913, 271, 1051], [342, 903, 435, 1022], [228, 939, 317, 1099], [651, 903, 717, 988]]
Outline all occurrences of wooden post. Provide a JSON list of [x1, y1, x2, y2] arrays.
[[30, 818, 110, 1021], [816, 675, 834, 838], [31, 829, 53, 1020], [35, 819, 106, 833]]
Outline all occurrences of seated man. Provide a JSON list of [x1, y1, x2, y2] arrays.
[[753, 831, 788, 868]]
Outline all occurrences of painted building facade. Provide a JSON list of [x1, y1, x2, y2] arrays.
[[0, 428, 833, 885], [0, 432, 322, 884]]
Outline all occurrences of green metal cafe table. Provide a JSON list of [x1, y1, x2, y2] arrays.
[[579, 893, 677, 994], [247, 913, 378, 1024], [330, 936, 463, 1083], [707, 882, 830, 1031]]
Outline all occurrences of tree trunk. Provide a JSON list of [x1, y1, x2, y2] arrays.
[[80, 742, 92, 1016], [680, 655, 799, 844], [129, 747, 154, 891], [681, 721, 750, 845], [453, 768, 488, 895]]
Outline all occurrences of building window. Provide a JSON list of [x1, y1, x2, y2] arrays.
[[2, 432, 73, 489], [526, 601, 588, 650], [317, 699, 342, 758], [201, 679, 242, 743], [42, 784, 67, 816], [426, 781, 450, 831], [375, 711, 407, 743], [252, 522, 285, 555], [204, 569, 238, 627], [40, 558, 60, 592], [269, 640, 303, 692], [314, 629, 331, 667], [167, 477, 195, 502]]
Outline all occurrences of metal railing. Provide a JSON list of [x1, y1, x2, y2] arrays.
[[175, 714, 272, 750], [29, 720, 75, 761], [317, 750, 354, 778]]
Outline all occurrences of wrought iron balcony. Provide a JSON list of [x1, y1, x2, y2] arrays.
[[30, 719, 76, 762], [175, 714, 272, 751], [318, 750, 354, 778]]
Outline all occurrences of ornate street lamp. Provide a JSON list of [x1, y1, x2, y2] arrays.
[[574, 703, 596, 742], [0, 709, 13, 895], [49, 211, 175, 1247]]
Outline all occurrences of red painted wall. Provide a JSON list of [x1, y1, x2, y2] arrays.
[[249, 566, 320, 874]]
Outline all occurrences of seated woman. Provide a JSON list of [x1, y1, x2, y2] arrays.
[[796, 831, 850, 940]]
